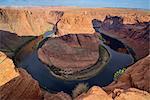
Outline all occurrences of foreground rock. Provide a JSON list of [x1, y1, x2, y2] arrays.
[[0, 51, 71, 100], [38, 34, 100, 73], [104, 55, 150, 93], [0, 68, 43, 100], [0, 51, 19, 86], [112, 88, 150, 100], [76, 86, 150, 100], [0, 51, 42, 99], [76, 86, 112, 100], [44, 91, 71, 100]]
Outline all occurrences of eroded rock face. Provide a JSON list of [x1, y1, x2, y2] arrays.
[[0, 51, 43, 99], [76, 86, 150, 100], [96, 16, 149, 59], [76, 86, 112, 100], [44, 91, 71, 100], [112, 88, 150, 100], [0, 7, 64, 36], [0, 51, 19, 86], [0, 68, 43, 100], [1, 7, 149, 36], [0, 30, 35, 57], [57, 13, 95, 35], [104, 55, 150, 93], [38, 34, 99, 72]]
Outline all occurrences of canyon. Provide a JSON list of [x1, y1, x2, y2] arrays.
[[0, 7, 150, 100]]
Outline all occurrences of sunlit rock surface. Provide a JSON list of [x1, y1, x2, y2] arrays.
[[0, 51, 19, 86], [104, 55, 150, 93], [38, 34, 100, 73]]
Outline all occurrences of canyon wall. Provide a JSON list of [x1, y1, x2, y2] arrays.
[[0, 7, 149, 36], [0, 7, 150, 99], [0, 7, 149, 59]]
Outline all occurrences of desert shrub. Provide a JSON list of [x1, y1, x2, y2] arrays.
[[113, 68, 126, 81], [99, 34, 103, 40], [72, 83, 89, 98]]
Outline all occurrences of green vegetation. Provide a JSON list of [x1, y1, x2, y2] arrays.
[[113, 68, 126, 81], [40, 25, 53, 36], [72, 83, 89, 98], [98, 34, 105, 41], [99, 34, 103, 40], [48, 45, 110, 80]]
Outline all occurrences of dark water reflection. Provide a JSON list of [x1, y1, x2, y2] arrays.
[[18, 34, 134, 94]]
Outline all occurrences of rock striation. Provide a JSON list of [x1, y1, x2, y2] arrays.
[[97, 15, 149, 59], [0, 7, 64, 36], [0, 51, 42, 99], [0, 7, 149, 36], [38, 34, 100, 73], [104, 55, 150, 93], [76, 86, 150, 100], [0, 51, 19, 86], [0, 51, 71, 100], [0, 7, 149, 59], [44, 91, 72, 100], [76, 86, 113, 100], [111, 88, 150, 100]]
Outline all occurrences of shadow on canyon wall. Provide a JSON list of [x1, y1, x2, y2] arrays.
[[92, 16, 149, 59], [0, 30, 36, 58]]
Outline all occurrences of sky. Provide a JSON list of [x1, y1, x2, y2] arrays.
[[0, 0, 149, 9]]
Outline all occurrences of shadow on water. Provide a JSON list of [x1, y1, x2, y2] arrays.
[[17, 34, 134, 94], [0, 28, 135, 95], [0, 30, 36, 59]]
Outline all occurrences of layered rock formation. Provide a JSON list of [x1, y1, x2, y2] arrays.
[[0, 51, 71, 100], [76, 55, 150, 99], [76, 86, 113, 100], [0, 51, 19, 86], [104, 55, 150, 93], [44, 91, 72, 100], [76, 86, 150, 100], [0, 51, 42, 99], [0, 7, 149, 58], [96, 15, 149, 59], [0, 30, 35, 57], [38, 34, 100, 73], [0, 7, 64, 36], [0, 7, 149, 36], [111, 88, 150, 100], [0, 7, 150, 99]]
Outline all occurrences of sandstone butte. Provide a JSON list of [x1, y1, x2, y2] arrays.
[[38, 34, 100, 72], [0, 51, 150, 100]]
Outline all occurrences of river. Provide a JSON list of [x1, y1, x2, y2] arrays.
[[15, 32, 134, 94]]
